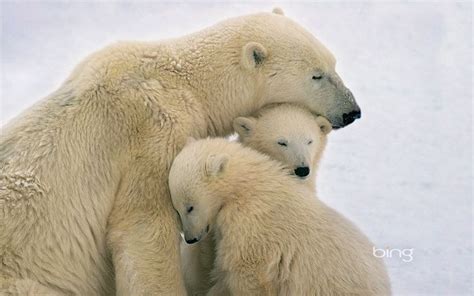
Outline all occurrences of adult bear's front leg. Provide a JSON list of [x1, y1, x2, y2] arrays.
[[107, 163, 186, 296]]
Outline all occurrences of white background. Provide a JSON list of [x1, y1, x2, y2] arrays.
[[1, 1, 472, 295]]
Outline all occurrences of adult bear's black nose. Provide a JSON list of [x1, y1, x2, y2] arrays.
[[342, 110, 362, 126], [185, 238, 199, 244], [294, 167, 310, 178]]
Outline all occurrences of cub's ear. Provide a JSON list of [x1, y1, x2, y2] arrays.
[[272, 7, 285, 15], [185, 137, 197, 145], [233, 117, 256, 139], [241, 42, 267, 69], [205, 154, 229, 177], [315, 116, 332, 135]]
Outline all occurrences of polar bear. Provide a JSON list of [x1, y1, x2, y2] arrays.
[[180, 104, 332, 295], [170, 138, 391, 296], [234, 104, 332, 190], [0, 8, 360, 295]]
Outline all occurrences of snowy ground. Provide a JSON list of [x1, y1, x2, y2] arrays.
[[1, 1, 472, 295]]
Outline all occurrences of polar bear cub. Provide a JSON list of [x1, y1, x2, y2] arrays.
[[234, 104, 332, 190], [180, 105, 331, 295], [170, 138, 391, 296]]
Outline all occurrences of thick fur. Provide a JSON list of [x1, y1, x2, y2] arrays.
[[0, 278, 62, 296], [170, 139, 391, 296], [180, 104, 332, 295], [0, 10, 359, 295]]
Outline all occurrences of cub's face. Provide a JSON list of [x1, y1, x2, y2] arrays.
[[169, 140, 229, 244], [233, 106, 331, 180]]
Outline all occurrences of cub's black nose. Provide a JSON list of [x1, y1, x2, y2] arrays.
[[342, 110, 362, 126], [185, 238, 199, 244], [294, 167, 310, 178]]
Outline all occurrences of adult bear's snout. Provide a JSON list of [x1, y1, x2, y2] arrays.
[[342, 109, 361, 126]]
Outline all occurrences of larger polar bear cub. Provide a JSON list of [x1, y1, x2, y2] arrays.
[[170, 138, 391, 296], [0, 9, 360, 295]]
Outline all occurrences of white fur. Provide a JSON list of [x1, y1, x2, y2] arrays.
[[181, 104, 332, 295], [171, 138, 391, 295], [235, 104, 332, 190], [1, 10, 358, 294]]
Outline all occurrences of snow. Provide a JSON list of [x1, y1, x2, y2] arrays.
[[1, 1, 472, 295]]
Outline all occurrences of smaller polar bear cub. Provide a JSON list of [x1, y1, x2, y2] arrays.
[[233, 104, 331, 190], [170, 138, 391, 296]]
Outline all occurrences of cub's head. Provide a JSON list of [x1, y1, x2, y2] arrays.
[[169, 138, 230, 244], [238, 8, 361, 128], [233, 105, 331, 181]]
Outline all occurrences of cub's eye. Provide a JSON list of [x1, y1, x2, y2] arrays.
[[186, 206, 194, 213], [308, 140, 313, 145], [312, 74, 323, 80], [277, 141, 288, 147]]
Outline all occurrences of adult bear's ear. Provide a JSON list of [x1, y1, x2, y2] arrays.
[[272, 7, 285, 15], [241, 42, 267, 70], [185, 137, 197, 145], [315, 116, 332, 135], [233, 117, 256, 139], [205, 154, 229, 177]]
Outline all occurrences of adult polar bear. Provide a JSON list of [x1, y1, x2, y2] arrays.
[[0, 8, 360, 295]]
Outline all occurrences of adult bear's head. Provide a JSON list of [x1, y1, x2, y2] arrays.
[[237, 8, 361, 129]]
